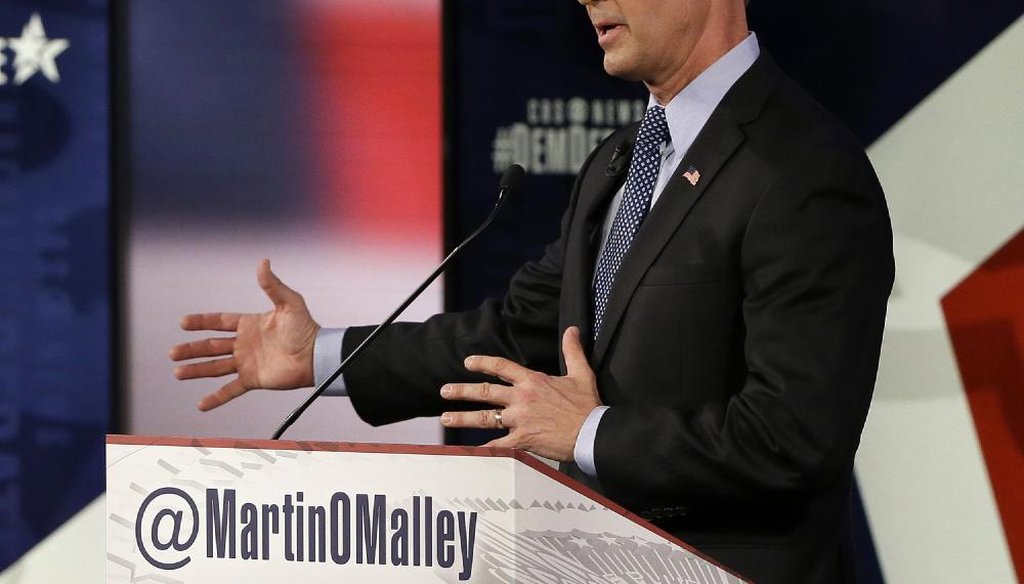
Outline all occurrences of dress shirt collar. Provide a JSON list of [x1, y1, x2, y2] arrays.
[[652, 32, 761, 159]]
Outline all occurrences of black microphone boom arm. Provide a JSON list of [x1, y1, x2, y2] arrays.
[[271, 164, 525, 440]]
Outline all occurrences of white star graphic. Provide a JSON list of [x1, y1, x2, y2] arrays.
[[570, 534, 593, 549], [8, 13, 70, 85]]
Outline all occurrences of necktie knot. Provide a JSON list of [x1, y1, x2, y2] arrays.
[[639, 105, 670, 149]]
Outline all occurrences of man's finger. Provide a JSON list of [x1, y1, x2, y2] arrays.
[[440, 409, 506, 429], [169, 337, 234, 362], [483, 435, 516, 450], [257, 259, 304, 309], [561, 326, 592, 378], [463, 355, 530, 384], [180, 313, 241, 332], [173, 357, 236, 380], [197, 379, 248, 411], [440, 382, 512, 406]]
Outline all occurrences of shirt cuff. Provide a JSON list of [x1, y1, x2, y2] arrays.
[[314, 327, 348, 396], [573, 405, 610, 477]]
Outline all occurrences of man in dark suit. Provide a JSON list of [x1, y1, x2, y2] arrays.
[[173, 1, 893, 581]]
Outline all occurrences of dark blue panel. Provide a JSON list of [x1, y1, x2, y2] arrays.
[[851, 476, 885, 584], [0, 0, 110, 568], [749, 0, 1024, 144], [445, 0, 645, 312]]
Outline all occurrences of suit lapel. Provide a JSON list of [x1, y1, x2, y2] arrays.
[[572, 54, 781, 367], [590, 108, 745, 368], [562, 133, 636, 346]]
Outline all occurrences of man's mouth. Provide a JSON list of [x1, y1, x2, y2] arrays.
[[595, 22, 624, 37], [594, 21, 625, 45]]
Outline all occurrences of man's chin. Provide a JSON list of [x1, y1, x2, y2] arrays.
[[602, 55, 643, 81]]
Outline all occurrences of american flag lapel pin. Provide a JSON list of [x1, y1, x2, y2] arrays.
[[682, 165, 701, 186]]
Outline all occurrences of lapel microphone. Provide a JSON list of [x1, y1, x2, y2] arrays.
[[271, 164, 526, 440], [605, 138, 634, 176]]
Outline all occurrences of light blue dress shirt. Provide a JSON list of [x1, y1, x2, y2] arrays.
[[314, 33, 761, 478]]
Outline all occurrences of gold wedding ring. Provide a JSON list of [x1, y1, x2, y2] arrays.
[[494, 409, 505, 430]]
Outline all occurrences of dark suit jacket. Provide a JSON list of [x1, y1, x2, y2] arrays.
[[342, 54, 895, 584]]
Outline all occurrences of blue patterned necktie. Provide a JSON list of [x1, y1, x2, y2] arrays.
[[592, 105, 670, 340]]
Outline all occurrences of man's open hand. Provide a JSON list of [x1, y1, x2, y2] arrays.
[[170, 259, 320, 411], [439, 326, 601, 461]]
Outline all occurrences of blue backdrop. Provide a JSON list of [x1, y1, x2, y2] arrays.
[[0, 0, 110, 568]]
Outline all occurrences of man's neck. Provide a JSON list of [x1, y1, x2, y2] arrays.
[[646, 20, 749, 105]]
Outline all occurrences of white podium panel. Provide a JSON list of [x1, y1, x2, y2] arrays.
[[106, 436, 747, 583]]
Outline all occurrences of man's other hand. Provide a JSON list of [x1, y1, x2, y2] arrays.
[[439, 326, 601, 462], [170, 259, 320, 411]]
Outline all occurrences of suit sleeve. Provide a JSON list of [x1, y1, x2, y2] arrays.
[[593, 145, 894, 511], [340, 134, 617, 425]]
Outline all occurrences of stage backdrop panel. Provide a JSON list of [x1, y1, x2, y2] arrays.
[[125, 0, 444, 445], [0, 1, 110, 570]]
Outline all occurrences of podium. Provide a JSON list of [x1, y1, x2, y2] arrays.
[[106, 435, 748, 583]]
